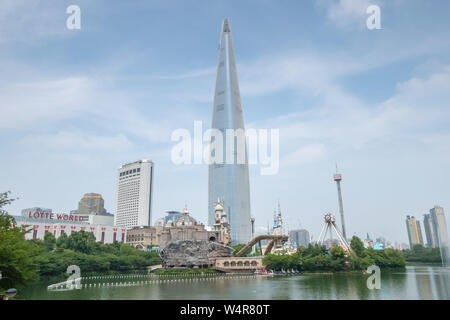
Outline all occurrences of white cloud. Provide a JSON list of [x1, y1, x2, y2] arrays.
[[274, 65, 450, 157], [0, 1, 68, 44], [283, 144, 328, 166], [0, 77, 96, 130], [0, 72, 176, 144]]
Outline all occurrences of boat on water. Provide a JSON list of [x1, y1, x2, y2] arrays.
[[254, 269, 274, 276]]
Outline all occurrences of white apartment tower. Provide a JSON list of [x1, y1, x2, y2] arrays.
[[114, 159, 154, 229]]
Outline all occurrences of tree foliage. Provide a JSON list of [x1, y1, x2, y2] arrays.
[[403, 244, 442, 263], [262, 237, 405, 272], [350, 236, 365, 257], [33, 231, 161, 277], [0, 192, 42, 289]]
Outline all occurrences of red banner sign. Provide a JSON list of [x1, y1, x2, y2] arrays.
[[28, 211, 85, 222]]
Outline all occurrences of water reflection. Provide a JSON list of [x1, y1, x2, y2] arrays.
[[17, 265, 450, 300]]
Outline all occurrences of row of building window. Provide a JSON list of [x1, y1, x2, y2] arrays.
[[119, 168, 140, 177]]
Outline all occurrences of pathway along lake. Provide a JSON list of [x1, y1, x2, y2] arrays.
[[17, 265, 450, 300]]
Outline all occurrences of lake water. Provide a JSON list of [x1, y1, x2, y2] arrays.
[[17, 265, 450, 300]]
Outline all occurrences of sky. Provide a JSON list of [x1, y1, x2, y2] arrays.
[[1, 0, 450, 244]]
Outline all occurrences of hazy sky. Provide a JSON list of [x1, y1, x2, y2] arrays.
[[1, 0, 449, 244]]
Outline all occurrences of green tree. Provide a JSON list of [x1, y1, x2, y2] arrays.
[[0, 191, 17, 216], [0, 192, 42, 289], [56, 232, 68, 248], [66, 230, 96, 253], [44, 232, 56, 251], [350, 236, 365, 257], [330, 246, 346, 260], [403, 244, 441, 263]]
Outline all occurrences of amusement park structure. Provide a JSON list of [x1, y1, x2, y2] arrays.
[[317, 213, 352, 252], [234, 234, 289, 257]]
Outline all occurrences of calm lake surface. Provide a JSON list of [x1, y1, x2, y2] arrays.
[[18, 265, 450, 300]]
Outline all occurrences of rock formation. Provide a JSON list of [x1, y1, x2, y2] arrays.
[[160, 240, 231, 268]]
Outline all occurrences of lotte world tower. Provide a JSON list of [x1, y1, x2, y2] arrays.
[[208, 19, 251, 245]]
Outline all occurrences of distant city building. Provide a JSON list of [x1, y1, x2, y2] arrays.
[[21, 207, 52, 216], [375, 237, 387, 247], [71, 193, 114, 226], [322, 238, 340, 250], [114, 159, 154, 229], [396, 242, 410, 250], [289, 229, 310, 248], [76, 193, 107, 215], [423, 213, 437, 248], [430, 205, 448, 249], [406, 215, 424, 248]]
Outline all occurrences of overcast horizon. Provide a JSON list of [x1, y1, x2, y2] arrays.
[[1, 0, 450, 245]]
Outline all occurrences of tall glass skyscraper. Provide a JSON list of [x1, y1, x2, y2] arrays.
[[208, 19, 251, 245]]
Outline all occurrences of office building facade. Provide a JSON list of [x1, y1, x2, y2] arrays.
[[114, 159, 154, 229]]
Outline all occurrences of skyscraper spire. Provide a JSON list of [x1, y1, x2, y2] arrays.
[[208, 19, 251, 245]]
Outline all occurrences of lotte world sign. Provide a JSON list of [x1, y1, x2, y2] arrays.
[[27, 211, 85, 222]]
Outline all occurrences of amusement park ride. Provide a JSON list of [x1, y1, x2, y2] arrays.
[[317, 213, 352, 252]]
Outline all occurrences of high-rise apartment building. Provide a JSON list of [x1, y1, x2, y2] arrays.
[[289, 229, 310, 248], [405, 215, 424, 249], [430, 205, 448, 248], [423, 213, 437, 248], [208, 19, 251, 245], [114, 159, 154, 229]]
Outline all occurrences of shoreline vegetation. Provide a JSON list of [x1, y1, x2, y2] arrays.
[[29, 231, 161, 279], [262, 236, 406, 272], [402, 244, 443, 263]]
